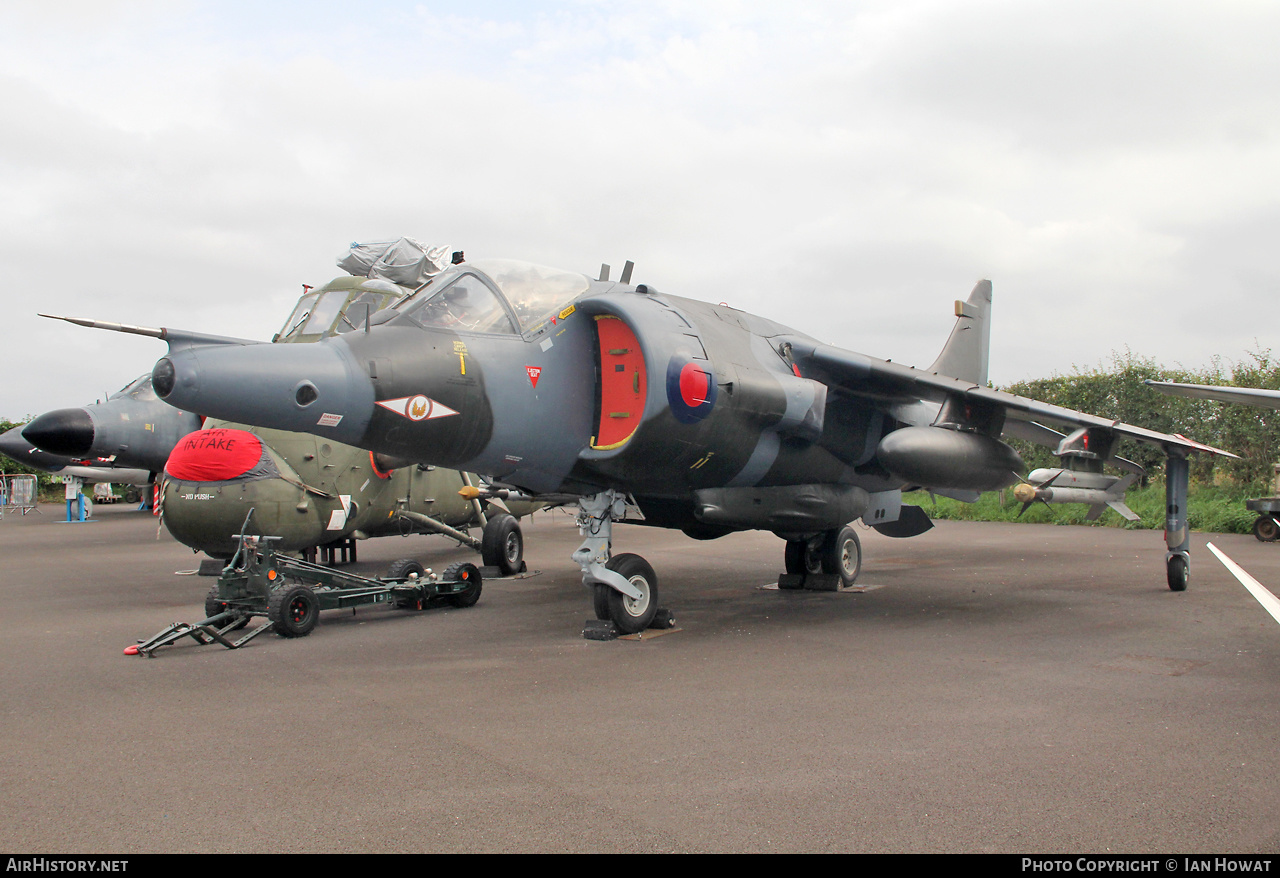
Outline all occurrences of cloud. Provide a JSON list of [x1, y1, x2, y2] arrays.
[[0, 1, 1277, 419]]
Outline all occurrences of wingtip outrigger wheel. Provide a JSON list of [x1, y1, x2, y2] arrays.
[[1165, 452, 1190, 592], [1166, 552, 1189, 592]]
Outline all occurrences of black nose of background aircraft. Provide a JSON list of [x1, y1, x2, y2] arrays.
[[22, 408, 96, 458], [19, 373, 203, 474]]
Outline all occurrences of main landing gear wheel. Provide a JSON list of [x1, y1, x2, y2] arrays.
[[1166, 555, 1189, 592], [443, 561, 482, 608], [268, 583, 320, 637], [481, 513, 524, 575], [597, 553, 658, 634], [784, 539, 822, 576], [1253, 516, 1280, 543], [821, 526, 862, 587]]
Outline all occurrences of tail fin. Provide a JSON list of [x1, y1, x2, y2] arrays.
[[926, 280, 992, 385]]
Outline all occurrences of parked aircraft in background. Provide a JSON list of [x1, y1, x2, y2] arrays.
[[26, 239, 533, 572]]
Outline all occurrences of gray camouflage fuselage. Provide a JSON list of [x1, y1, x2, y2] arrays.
[[149, 261, 1012, 539]]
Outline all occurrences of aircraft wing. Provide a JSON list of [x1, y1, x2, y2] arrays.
[[799, 344, 1236, 459], [1146, 380, 1280, 411]]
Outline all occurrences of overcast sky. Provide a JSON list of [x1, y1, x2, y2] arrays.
[[2, 0, 1277, 418]]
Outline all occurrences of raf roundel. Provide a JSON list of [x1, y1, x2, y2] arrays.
[[665, 355, 716, 424]]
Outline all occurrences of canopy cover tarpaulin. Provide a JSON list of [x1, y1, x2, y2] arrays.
[[338, 238, 452, 287]]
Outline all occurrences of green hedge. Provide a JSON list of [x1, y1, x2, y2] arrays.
[[912, 482, 1261, 534]]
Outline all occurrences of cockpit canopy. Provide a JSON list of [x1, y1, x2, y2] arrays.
[[393, 259, 590, 336], [111, 374, 158, 401], [277, 277, 408, 342]]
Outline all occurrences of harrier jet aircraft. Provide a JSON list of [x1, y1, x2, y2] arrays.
[[47, 259, 1232, 633]]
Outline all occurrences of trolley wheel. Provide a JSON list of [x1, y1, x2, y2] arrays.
[[204, 586, 249, 631], [387, 558, 426, 580], [268, 583, 320, 638], [387, 558, 428, 609], [443, 561, 482, 608], [1253, 516, 1280, 542]]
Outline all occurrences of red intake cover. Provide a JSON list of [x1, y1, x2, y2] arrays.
[[165, 429, 265, 482]]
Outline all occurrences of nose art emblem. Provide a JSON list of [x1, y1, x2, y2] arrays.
[[376, 394, 460, 421]]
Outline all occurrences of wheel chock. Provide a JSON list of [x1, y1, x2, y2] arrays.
[[583, 619, 619, 641], [802, 574, 843, 592], [777, 573, 843, 590], [650, 608, 676, 629]]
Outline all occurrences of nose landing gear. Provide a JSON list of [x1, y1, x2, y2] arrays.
[[573, 491, 671, 637]]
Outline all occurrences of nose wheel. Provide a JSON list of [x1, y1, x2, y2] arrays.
[[574, 491, 668, 637], [592, 554, 659, 633]]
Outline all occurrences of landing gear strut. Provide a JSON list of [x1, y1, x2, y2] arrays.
[[1165, 452, 1190, 592], [573, 491, 664, 635]]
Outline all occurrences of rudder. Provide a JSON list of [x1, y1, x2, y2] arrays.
[[926, 280, 992, 385]]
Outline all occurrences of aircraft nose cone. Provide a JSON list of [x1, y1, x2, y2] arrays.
[[23, 408, 95, 457], [151, 340, 375, 446], [0, 425, 36, 461]]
